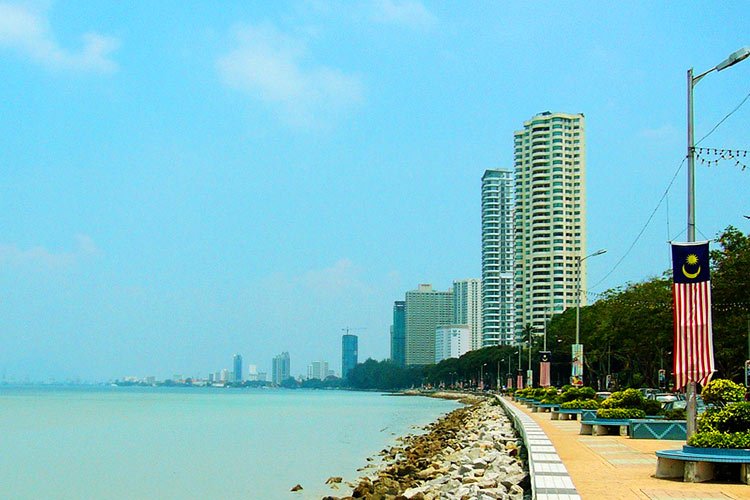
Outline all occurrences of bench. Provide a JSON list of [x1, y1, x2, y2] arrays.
[[580, 418, 631, 436], [551, 408, 584, 421], [655, 445, 750, 484], [532, 403, 560, 413]]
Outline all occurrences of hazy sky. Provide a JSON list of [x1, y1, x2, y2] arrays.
[[1, 1, 748, 382]]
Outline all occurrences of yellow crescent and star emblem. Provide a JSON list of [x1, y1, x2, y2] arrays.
[[682, 253, 701, 279]]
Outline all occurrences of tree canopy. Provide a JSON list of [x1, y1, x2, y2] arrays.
[[345, 227, 749, 392]]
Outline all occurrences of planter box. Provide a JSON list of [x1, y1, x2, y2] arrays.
[[630, 419, 687, 440]]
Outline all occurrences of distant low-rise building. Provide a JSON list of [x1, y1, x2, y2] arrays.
[[307, 361, 329, 381]]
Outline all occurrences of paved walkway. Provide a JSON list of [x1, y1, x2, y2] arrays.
[[505, 398, 748, 500]]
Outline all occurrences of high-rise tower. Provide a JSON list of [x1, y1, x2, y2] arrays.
[[233, 353, 243, 383], [514, 112, 586, 336], [341, 334, 358, 380], [390, 301, 406, 367], [404, 284, 453, 366], [453, 279, 482, 350], [481, 169, 515, 345], [272, 352, 290, 385]]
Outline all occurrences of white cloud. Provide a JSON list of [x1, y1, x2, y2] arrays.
[[0, 234, 101, 269], [371, 0, 437, 30], [0, 3, 119, 73], [216, 23, 363, 127]]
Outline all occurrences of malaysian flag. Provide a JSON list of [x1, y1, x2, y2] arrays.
[[539, 351, 551, 388], [672, 242, 714, 390]]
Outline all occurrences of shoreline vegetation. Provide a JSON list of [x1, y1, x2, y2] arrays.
[[319, 391, 528, 500]]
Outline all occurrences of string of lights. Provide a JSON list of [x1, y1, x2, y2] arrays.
[[695, 147, 748, 171]]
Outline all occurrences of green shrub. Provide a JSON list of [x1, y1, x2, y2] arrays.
[[688, 431, 750, 449], [701, 379, 745, 407], [531, 388, 547, 399], [515, 388, 530, 398], [579, 387, 596, 399], [642, 399, 663, 416], [600, 388, 647, 410], [540, 397, 561, 405], [697, 402, 750, 434], [543, 388, 558, 398], [596, 408, 646, 419], [664, 408, 686, 420], [561, 386, 596, 402], [560, 399, 600, 410]]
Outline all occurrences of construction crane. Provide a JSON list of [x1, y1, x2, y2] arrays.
[[342, 327, 366, 336]]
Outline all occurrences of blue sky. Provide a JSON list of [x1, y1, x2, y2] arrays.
[[1, 1, 748, 381]]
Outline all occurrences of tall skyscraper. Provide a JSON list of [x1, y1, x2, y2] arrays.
[[404, 284, 453, 366], [272, 352, 290, 385], [390, 301, 406, 367], [341, 334, 358, 380], [233, 354, 243, 383], [481, 169, 516, 345], [453, 278, 482, 351], [514, 112, 586, 335]]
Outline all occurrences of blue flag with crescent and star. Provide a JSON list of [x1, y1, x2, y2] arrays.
[[671, 240, 714, 390], [671, 241, 710, 284]]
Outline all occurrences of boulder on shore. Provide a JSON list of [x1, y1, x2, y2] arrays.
[[341, 395, 529, 499]]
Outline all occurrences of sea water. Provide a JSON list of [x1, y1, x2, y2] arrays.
[[0, 386, 459, 499]]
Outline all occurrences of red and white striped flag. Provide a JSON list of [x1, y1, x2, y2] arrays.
[[539, 351, 551, 387], [672, 242, 714, 390]]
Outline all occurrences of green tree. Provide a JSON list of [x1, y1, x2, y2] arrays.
[[710, 226, 750, 381]]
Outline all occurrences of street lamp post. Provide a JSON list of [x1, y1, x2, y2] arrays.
[[527, 328, 533, 388], [516, 346, 523, 390], [684, 46, 750, 439], [573, 249, 607, 386]]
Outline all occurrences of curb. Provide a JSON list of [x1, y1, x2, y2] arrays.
[[496, 395, 581, 500]]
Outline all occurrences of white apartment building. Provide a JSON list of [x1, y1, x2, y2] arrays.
[[514, 112, 587, 336], [481, 169, 515, 345], [435, 325, 471, 363], [453, 279, 482, 351], [307, 361, 329, 381]]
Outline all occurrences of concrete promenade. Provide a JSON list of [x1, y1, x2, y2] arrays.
[[504, 398, 748, 500]]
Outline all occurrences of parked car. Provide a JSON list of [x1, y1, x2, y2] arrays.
[[639, 388, 661, 399], [663, 396, 706, 414], [648, 392, 678, 404]]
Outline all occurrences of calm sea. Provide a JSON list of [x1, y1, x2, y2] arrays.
[[0, 386, 459, 500]]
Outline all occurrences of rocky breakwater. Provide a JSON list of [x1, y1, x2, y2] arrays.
[[330, 396, 528, 500]]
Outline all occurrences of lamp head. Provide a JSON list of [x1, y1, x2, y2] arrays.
[[716, 47, 750, 71]]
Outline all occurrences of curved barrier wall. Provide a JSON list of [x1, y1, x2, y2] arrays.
[[495, 395, 581, 500]]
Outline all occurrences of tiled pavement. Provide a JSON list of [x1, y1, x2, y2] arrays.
[[498, 397, 749, 500]]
